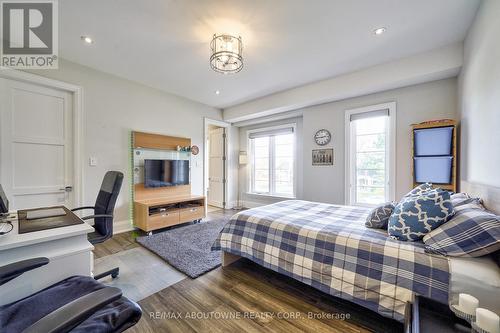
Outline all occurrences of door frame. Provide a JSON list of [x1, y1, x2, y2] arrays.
[[203, 118, 231, 209], [0, 68, 84, 207]]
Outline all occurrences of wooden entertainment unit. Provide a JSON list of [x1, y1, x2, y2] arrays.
[[134, 195, 205, 234], [132, 131, 206, 234]]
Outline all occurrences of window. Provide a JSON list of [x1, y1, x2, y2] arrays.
[[346, 103, 395, 206], [249, 125, 295, 197]]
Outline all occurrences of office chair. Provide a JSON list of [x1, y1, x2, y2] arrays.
[[72, 171, 124, 280], [0, 257, 142, 332]]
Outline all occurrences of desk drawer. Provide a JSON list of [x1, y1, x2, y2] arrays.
[[148, 210, 180, 230], [179, 206, 204, 222]]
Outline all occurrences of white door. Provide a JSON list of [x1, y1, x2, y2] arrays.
[[0, 78, 74, 210], [208, 127, 225, 208]]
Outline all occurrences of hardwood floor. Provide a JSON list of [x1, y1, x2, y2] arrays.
[[94, 209, 402, 333], [93, 231, 140, 259]]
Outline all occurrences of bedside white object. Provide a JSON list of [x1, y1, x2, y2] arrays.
[[459, 293, 479, 315], [475, 308, 499, 333]]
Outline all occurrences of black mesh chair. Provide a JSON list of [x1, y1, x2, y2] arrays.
[[0, 257, 142, 333], [72, 171, 124, 279]]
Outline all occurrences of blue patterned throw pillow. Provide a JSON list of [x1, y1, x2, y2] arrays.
[[405, 183, 433, 197], [388, 189, 454, 241], [365, 202, 395, 229]]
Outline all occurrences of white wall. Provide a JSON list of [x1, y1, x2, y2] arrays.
[[226, 125, 240, 208], [27, 59, 222, 230], [238, 78, 457, 206], [459, 0, 500, 188]]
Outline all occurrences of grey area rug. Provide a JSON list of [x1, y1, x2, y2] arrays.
[[136, 218, 230, 278]]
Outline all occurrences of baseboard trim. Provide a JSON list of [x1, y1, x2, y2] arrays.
[[241, 200, 267, 209], [225, 201, 238, 209], [114, 219, 135, 234]]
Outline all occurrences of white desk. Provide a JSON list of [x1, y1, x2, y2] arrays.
[[0, 212, 94, 305]]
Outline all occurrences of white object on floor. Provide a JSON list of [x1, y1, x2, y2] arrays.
[[458, 293, 479, 315], [476, 308, 500, 333], [26, 208, 66, 220], [94, 247, 186, 302], [449, 256, 500, 315]]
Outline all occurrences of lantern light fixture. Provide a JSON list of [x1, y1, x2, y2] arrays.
[[210, 34, 243, 74]]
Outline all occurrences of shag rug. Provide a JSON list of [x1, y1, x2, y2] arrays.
[[136, 218, 229, 278]]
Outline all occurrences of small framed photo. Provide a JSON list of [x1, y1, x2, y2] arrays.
[[312, 149, 333, 166]]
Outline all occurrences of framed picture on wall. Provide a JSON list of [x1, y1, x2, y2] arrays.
[[312, 149, 334, 166]]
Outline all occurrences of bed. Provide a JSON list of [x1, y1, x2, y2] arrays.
[[212, 200, 450, 322]]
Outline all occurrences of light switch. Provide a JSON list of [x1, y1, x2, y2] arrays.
[[89, 156, 98, 166]]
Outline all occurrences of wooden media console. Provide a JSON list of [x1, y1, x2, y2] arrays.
[[134, 195, 205, 233]]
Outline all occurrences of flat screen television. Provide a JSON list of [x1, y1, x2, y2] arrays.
[[144, 159, 190, 188]]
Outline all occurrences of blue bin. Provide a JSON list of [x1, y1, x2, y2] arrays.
[[414, 156, 453, 184], [414, 127, 453, 156]]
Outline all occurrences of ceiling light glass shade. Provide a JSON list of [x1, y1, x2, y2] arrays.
[[210, 34, 243, 74]]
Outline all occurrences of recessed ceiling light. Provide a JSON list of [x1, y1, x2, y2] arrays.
[[374, 27, 387, 35], [81, 36, 94, 44], [215, 90, 220, 95]]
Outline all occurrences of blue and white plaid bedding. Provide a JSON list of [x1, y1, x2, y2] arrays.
[[212, 200, 449, 321], [424, 202, 500, 257]]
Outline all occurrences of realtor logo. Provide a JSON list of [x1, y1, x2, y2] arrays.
[[1, 0, 58, 68]]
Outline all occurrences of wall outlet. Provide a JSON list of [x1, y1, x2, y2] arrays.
[[89, 156, 98, 166]]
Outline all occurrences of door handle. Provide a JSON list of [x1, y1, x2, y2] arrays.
[[60, 186, 73, 192]]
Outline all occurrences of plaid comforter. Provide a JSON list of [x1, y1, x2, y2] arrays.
[[212, 200, 449, 321]]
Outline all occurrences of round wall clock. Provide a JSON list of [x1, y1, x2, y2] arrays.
[[191, 145, 199, 155], [314, 129, 331, 146]]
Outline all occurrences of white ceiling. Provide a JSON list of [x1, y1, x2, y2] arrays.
[[59, 0, 480, 109]]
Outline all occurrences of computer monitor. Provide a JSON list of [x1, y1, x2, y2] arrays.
[[0, 184, 9, 215]]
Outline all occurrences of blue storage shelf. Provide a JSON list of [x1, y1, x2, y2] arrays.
[[412, 120, 457, 191]]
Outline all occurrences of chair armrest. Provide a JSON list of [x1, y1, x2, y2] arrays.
[[0, 257, 49, 286], [71, 206, 95, 212], [23, 287, 123, 333], [81, 214, 113, 221]]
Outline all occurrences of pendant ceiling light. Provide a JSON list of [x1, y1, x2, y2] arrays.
[[210, 34, 243, 74]]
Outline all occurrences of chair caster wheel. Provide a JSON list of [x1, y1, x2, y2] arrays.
[[111, 267, 119, 279]]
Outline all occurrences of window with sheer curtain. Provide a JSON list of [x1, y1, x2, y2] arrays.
[[346, 104, 395, 206], [248, 125, 295, 197]]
